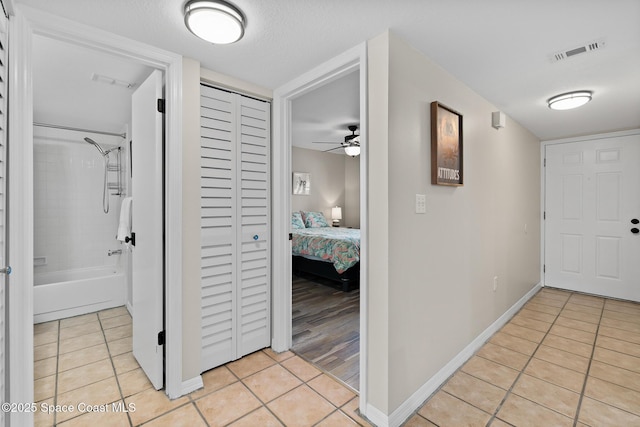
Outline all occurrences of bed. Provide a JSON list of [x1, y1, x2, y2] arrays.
[[291, 211, 360, 291]]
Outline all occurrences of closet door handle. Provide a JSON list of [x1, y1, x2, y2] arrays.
[[253, 235, 259, 241], [0, 266, 11, 275], [632, 218, 639, 225], [632, 228, 639, 234]]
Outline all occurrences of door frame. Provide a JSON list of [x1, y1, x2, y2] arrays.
[[8, 6, 185, 416], [271, 42, 369, 412], [540, 128, 640, 290]]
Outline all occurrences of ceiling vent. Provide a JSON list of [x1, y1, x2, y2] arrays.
[[91, 73, 137, 89], [550, 39, 606, 63]]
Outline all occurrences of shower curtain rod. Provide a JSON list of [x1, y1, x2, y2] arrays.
[[34, 122, 127, 139]]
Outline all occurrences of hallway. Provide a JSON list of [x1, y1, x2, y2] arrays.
[[33, 286, 640, 425], [409, 287, 640, 426]]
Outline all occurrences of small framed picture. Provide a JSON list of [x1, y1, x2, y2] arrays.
[[293, 172, 311, 195], [431, 101, 463, 186]]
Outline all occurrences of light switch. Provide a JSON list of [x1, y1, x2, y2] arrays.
[[416, 194, 426, 214]]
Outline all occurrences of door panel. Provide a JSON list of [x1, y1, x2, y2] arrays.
[[199, 85, 271, 371], [545, 134, 640, 301], [0, 13, 7, 426], [237, 95, 270, 356], [200, 85, 237, 370], [131, 69, 164, 389]]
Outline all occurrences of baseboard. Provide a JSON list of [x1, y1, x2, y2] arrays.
[[364, 403, 390, 427], [179, 375, 204, 398], [385, 282, 542, 427], [126, 301, 134, 317]]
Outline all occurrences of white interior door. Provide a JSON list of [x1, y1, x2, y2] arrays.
[[200, 85, 271, 372], [545, 134, 640, 301], [132, 69, 164, 389], [237, 94, 271, 357], [0, 14, 8, 425]]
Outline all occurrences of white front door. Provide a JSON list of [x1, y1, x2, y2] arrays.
[[545, 134, 640, 301], [131, 69, 164, 389]]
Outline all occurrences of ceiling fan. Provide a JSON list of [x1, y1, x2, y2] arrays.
[[312, 125, 360, 157]]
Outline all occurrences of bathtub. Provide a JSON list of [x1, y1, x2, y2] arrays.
[[34, 266, 126, 323]]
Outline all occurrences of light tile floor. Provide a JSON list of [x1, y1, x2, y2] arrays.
[[34, 287, 640, 426], [407, 287, 640, 427], [33, 306, 368, 426]]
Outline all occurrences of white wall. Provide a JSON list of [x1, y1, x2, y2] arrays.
[[33, 126, 125, 275], [291, 146, 346, 222], [367, 31, 541, 415], [344, 155, 360, 228], [367, 32, 391, 414], [291, 146, 360, 227], [181, 57, 202, 381]]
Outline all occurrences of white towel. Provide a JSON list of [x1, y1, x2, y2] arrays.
[[116, 197, 133, 243]]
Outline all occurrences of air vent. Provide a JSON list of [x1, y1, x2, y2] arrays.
[[550, 39, 606, 63], [91, 73, 137, 89]]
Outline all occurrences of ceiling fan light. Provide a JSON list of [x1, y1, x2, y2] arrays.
[[344, 145, 360, 157], [184, 0, 245, 44], [548, 91, 592, 110]]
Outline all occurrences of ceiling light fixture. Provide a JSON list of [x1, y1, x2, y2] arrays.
[[344, 145, 360, 157], [344, 134, 360, 157], [547, 91, 592, 110], [184, 0, 245, 44]]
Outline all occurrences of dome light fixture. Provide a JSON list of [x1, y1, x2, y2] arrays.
[[547, 91, 592, 110], [184, 0, 245, 44], [344, 144, 360, 157]]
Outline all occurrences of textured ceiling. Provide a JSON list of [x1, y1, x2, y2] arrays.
[[16, 0, 640, 141]]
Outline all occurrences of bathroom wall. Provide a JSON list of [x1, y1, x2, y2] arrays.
[[33, 126, 126, 275]]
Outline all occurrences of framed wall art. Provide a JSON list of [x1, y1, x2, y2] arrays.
[[292, 172, 311, 195], [431, 101, 463, 186]]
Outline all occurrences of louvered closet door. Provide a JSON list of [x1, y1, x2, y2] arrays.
[[200, 86, 238, 369], [237, 95, 271, 356], [200, 85, 271, 371]]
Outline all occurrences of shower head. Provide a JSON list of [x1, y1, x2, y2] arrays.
[[84, 137, 107, 156]]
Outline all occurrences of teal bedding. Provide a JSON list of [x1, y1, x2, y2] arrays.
[[291, 227, 360, 274]]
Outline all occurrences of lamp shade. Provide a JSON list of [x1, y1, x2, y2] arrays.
[[331, 206, 342, 221], [184, 0, 245, 44]]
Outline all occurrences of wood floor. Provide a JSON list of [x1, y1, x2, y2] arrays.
[[292, 273, 360, 390]]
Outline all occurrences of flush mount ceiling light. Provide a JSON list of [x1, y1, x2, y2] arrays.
[[184, 0, 245, 44], [547, 91, 592, 110]]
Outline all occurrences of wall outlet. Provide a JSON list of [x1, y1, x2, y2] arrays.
[[416, 194, 426, 214], [493, 276, 498, 292]]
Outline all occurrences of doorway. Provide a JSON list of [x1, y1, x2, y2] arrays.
[[543, 131, 640, 301], [289, 70, 361, 389], [271, 42, 369, 409], [31, 32, 167, 394], [8, 11, 184, 421]]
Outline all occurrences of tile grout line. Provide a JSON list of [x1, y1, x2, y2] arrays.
[[484, 289, 574, 427], [53, 320, 61, 426], [98, 311, 135, 427], [226, 353, 291, 427], [572, 297, 605, 427], [188, 394, 211, 427]]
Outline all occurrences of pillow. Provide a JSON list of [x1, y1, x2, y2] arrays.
[[291, 212, 305, 229], [302, 211, 329, 228]]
